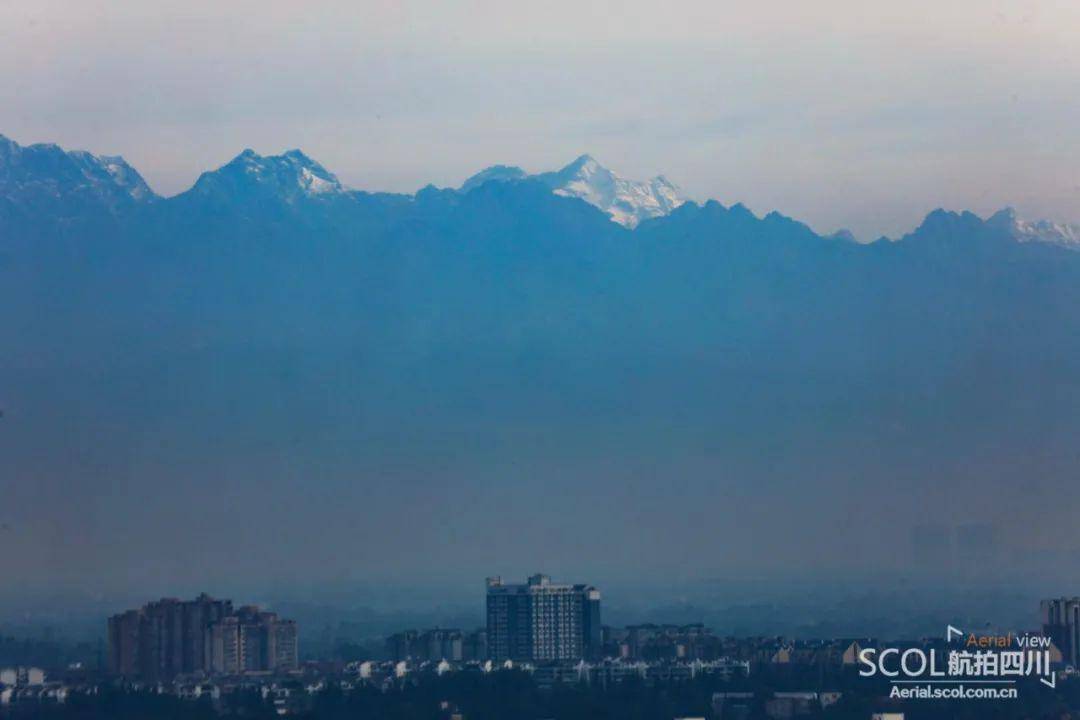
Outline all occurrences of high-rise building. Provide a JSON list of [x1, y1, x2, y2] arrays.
[[182, 593, 233, 673], [107, 594, 232, 680], [205, 606, 298, 675], [1042, 597, 1080, 666], [107, 595, 296, 679], [486, 574, 601, 662]]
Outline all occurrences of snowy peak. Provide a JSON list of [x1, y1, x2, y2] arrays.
[[546, 154, 619, 203], [988, 207, 1080, 249], [460, 154, 687, 228], [0, 133, 155, 209], [69, 151, 155, 202], [541, 154, 687, 228], [190, 147, 345, 203], [554, 153, 606, 180]]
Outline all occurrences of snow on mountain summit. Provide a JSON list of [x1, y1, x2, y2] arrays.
[[988, 206, 1080, 249], [190, 147, 346, 202], [461, 154, 687, 228], [0, 133, 155, 209]]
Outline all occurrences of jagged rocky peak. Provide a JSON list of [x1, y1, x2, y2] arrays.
[[190, 147, 346, 202], [543, 154, 687, 228], [895, 206, 1080, 251], [0, 133, 155, 205]]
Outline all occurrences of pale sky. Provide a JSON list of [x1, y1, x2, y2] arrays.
[[2, 0, 1080, 238]]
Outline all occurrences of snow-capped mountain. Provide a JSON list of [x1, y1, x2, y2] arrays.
[[987, 207, 1080, 250], [461, 154, 687, 228], [188, 148, 346, 204], [0, 133, 155, 211]]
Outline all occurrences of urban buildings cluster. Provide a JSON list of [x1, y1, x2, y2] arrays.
[[6, 583, 1077, 717], [0, 646, 849, 717], [107, 594, 298, 680], [0, 667, 69, 708], [341, 655, 749, 690], [386, 623, 801, 666], [385, 574, 600, 665], [607, 624, 748, 662], [385, 628, 488, 663]]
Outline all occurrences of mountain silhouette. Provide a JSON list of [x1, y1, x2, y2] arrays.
[[5, 134, 1080, 589]]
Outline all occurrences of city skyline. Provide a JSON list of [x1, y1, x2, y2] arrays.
[[4, 578, 1078, 716]]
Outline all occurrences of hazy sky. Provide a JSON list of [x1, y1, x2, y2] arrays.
[[2, 0, 1080, 238]]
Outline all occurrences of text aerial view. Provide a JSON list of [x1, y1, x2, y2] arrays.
[[5, 1, 1080, 719]]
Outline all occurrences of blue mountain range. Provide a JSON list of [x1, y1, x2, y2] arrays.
[[3, 134, 1079, 580]]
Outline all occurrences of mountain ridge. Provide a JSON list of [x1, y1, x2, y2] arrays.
[[1, 133, 1079, 250]]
